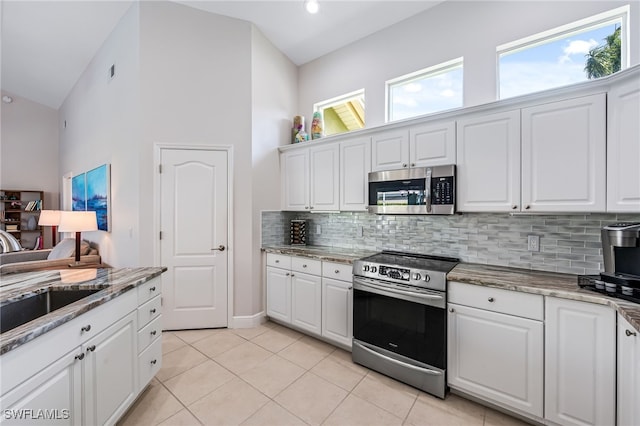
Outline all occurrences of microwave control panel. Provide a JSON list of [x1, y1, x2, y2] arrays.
[[431, 176, 454, 205]]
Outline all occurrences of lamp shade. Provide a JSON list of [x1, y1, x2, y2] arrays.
[[38, 210, 61, 226], [58, 211, 98, 232]]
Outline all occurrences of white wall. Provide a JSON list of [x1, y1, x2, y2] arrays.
[[0, 93, 59, 248], [58, 4, 141, 266], [299, 0, 640, 128], [251, 27, 298, 314]]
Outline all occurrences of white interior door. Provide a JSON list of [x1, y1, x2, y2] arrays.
[[160, 148, 228, 330]]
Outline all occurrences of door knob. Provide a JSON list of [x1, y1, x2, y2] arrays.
[[212, 245, 226, 251]]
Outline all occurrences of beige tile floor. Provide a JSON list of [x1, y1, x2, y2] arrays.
[[118, 322, 531, 426]]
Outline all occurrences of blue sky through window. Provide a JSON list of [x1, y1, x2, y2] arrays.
[[499, 22, 620, 99]]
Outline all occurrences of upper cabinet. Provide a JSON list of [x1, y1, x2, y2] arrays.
[[457, 94, 606, 213], [371, 121, 456, 172], [607, 76, 640, 212], [281, 149, 309, 211], [340, 137, 371, 211], [521, 93, 606, 212]]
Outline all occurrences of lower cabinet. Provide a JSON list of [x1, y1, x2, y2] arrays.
[[447, 282, 544, 419], [266, 265, 292, 323], [291, 272, 322, 335], [545, 297, 615, 426], [618, 313, 640, 426]]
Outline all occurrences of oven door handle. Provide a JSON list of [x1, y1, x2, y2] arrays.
[[353, 279, 444, 306], [353, 341, 442, 376]]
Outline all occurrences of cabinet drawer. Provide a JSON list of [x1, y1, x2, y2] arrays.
[[138, 337, 162, 390], [138, 295, 162, 327], [267, 253, 291, 269], [137, 277, 161, 305], [138, 315, 162, 353], [448, 281, 543, 321], [322, 262, 353, 281], [291, 257, 322, 275]]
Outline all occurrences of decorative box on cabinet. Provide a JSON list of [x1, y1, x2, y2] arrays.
[[545, 297, 615, 426], [447, 282, 544, 419]]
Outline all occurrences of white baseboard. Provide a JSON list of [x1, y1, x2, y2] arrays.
[[231, 311, 266, 329]]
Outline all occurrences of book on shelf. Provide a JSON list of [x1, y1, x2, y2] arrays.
[[33, 235, 43, 250], [24, 200, 42, 211], [5, 224, 18, 231]]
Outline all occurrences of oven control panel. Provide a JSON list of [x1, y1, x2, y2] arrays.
[[357, 263, 441, 289], [379, 266, 409, 281]]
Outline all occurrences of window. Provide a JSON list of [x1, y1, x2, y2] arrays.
[[313, 90, 365, 137], [386, 58, 463, 122], [498, 6, 629, 99]]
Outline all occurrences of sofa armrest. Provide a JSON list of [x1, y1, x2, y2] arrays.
[[0, 250, 52, 266]]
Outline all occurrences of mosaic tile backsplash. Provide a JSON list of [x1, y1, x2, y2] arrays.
[[262, 211, 640, 275]]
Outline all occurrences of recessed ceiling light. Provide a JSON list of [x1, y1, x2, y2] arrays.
[[305, 0, 319, 14], [2, 95, 13, 104]]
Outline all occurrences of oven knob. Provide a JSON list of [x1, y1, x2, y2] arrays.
[[424, 274, 430, 282], [371, 266, 378, 273], [363, 265, 370, 272], [412, 273, 422, 281], [402, 272, 410, 280]]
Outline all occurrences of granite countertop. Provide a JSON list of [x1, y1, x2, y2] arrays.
[[448, 263, 640, 333], [0, 267, 166, 355], [262, 245, 377, 264]]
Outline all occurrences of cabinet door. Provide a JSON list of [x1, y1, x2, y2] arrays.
[[545, 297, 615, 426], [607, 77, 640, 212], [266, 266, 291, 323], [83, 311, 137, 426], [522, 94, 606, 212], [0, 349, 82, 425], [447, 303, 543, 418], [409, 121, 456, 167], [291, 272, 322, 335], [618, 314, 640, 426], [371, 129, 409, 171], [321, 278, 352, 348], [456, 110, 520, 212], [309, 144, 340, 211], [281, 149, 309, 211], [340, 137, 371, 211]]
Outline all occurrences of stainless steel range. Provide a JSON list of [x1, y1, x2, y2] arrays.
[[352, 251, 459, 399]]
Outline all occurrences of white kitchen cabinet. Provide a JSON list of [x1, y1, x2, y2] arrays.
[[83, 311, 137, 426], [456, 110, 521, 212], [309, 143, 340, 211], [618, 314, 640, 426], [321, 262, 354, 348], [281, 149, 309, 211], [607, 76, 640, 212], [521, 93, 606, 212], [266, 265, 292, 323], [371, 122, 456, 172], [291, 272, 322, 335], [340, 137, 371, 211], [545, 297, 615, 426], [136, 278, 162, 392], [447, 282, 543, 419]]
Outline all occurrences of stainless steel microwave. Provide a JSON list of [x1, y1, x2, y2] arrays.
[[368, 165, 456, 215]]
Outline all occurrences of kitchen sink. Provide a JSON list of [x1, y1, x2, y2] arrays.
[[0, 288, 103, 334]]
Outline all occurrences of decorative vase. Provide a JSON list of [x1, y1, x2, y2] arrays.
[[27, 215, 37, 231]]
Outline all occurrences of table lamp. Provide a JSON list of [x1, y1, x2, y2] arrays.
[[38, 210, 61, 247], [58, 211, 98, 264]]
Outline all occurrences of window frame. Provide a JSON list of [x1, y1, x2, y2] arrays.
[[385, 57, 464, 123], [313, 89, 365, 137], [496, 5, 630, 99]]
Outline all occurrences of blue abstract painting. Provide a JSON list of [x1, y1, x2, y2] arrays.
[[86, 164, 110, 232], [72, 174, 86, 212]]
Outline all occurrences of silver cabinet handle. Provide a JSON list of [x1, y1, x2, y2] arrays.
[[291, 274, 295, 277], [75, 353, 85, 361], [449, 308, 455, 313], [335, 270, 340, 274], [402, 163, 407, 168], [86, 345, 96, 353], [310, 206, 314, 209], [285, 272, 290, 276], [302, 264, 307, 268], [150, 308, 157, 314], [488, 297, 495, 302], [212, 245, 225, 251], [348, 286, 353, 290], [626, 329, 637, 337], [81, 325, 91, 333], [150, 359, 157, 365], [525, 205, 531, 210], [512, 205, 518, 210], [151, 330, 157, 336], [149, 286, 156, 292], [411, 163, 415, 167]]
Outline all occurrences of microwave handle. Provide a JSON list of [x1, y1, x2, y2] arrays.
[[425, 167, 432, 213]]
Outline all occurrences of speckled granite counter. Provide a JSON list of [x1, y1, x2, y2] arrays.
[[262, 245, 377, 264], [448, 263, 640, 333], [0, 267, 166, 355]]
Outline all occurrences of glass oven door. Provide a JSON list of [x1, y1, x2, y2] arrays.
[[352, 278, 446, 370]]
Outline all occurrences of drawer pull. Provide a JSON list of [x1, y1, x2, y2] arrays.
[[150, 359, 157, 365], [151, 330, 157, 336], [149, 286, 156, 292], [488, 297, 495, 302], [275, 260, 280, 263], [81, 325, 91, 333], [303, 264, 307, 268], [335, 270, 340, 274], [512, 205, 517, 210], [75, 353, 85, 361], [150, 308, 157, 314], [348, 286, 353, 290], [449, 308, 455, 313], [285, 272, 290, 276], [291, 274, 295, 277], [626, 329, 637, 337], [86, 345, 96, 353]]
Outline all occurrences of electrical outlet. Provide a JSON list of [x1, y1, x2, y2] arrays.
[[527, 235, 540, 252]]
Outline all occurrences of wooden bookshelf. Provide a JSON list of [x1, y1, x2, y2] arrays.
[[0, 189, 44, 250]]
